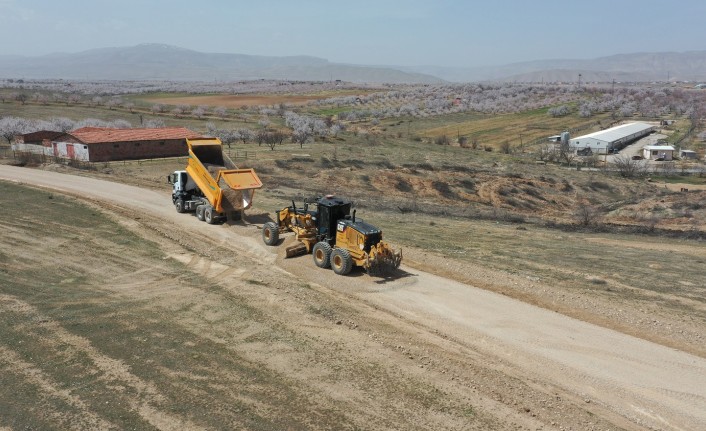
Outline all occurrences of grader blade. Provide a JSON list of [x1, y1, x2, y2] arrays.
[[285, 242, 308, 258], [366, 247, 402, 276]]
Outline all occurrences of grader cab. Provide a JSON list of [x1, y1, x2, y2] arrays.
[[262, 196, 402, 275]]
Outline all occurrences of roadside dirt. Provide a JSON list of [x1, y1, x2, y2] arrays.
[[2, 164, 706, 430]]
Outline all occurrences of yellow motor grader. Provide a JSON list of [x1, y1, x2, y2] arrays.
[[262, 196, 402, 276]]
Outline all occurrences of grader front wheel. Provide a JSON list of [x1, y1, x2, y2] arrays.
[[312, 242, 332, 268], [262, 222, 280, 246]]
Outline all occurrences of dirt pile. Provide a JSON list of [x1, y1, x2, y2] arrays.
[[206, 164, 246, 211]]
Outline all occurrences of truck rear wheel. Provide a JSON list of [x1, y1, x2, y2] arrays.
[[312, 242, 332, 268], [331, 248, 353, 275], [262, 222, 279, 245], [196, 205, 205, 221], [204, 207, 215, 224], [175, 199, 185, 213]]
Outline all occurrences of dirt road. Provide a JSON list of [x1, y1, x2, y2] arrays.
[[2, 164, 705, 430]]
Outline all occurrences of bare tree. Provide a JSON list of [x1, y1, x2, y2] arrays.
[[192, 105, 208, 118], [292, 128, 312, 148], [144, 118, 165, 128], [548, 105, 570, 117], [112, 119, 132, 129], [613, 155, 648, 178], [536, 145, 556, 162], [67, 94, 82, 106], [657, 161, 677, 177], [50, 117, 75, 132], [236, 128, 254, 144], [214, 106, 227, 119], [0, 117, 30, 144], [434, 135, 450, 145], [558, 142, 577, 165], [574, 203, 602, 226], [258, 130, 288, 150], [171, 104, 190, 117]]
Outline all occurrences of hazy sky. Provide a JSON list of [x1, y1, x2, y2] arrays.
[[1, 0, 704, 67]]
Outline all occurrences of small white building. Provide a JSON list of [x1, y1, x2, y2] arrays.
[[680, 149, 698, 160], [643, 145, 675, 161]]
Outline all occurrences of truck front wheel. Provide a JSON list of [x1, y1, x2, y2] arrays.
[[175, 199, 185, 213]]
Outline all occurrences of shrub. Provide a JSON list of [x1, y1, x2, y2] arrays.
[[459, 179, 475, 191], [432, 180, 455, 198], [434, 135, 450, 146], [574, 204, 602, 226], [396, 178, 413, 192], [588, 181, 611, 191], [376, 159, 396, 169]]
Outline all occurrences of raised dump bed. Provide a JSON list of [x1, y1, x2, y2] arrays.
[[168, 138, 262, 223]]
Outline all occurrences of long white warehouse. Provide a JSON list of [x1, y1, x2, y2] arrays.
[[569, 122, 656, 154]]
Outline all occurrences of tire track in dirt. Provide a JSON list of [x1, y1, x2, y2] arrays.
[[0, 293, 205, 431], [0, 345, 118, 430], [584, 236, 706, 256]]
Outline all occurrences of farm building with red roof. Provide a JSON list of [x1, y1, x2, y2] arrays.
[[14, 127, 203, 162]]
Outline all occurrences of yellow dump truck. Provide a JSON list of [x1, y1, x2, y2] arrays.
[[168, 138, 262, 223]]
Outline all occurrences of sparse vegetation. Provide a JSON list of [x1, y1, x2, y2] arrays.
[[2, 78, 706, 431]]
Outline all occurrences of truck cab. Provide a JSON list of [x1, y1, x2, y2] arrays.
[[167, 169, 220, 222]]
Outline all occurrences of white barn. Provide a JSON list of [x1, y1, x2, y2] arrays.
[[643, 145, 675, 161], [569, 122, 656, 154]]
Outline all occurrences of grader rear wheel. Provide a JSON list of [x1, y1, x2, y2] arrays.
[[331, 248, 353, 275]]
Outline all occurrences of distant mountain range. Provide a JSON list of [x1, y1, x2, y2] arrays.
[[0, 44, 442, 84], [404, 51, 706, 83], [1, 44, 705, 84]]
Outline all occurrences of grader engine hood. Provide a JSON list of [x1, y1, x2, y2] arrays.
[[337, 219, 402, 275]]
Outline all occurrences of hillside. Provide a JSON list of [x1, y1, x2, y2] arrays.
[[0, 44, 443, 84]]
